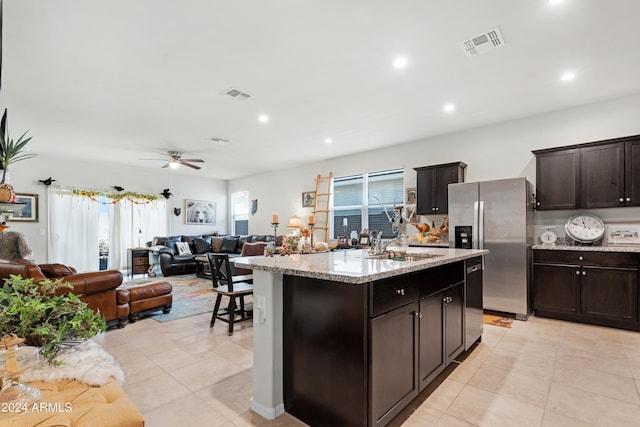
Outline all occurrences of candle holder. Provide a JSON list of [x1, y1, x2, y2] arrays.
[[271, 222, 279, 243], [308, 223, 315, 247]]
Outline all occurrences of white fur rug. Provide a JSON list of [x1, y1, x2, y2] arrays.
[[21, 340, 125, 387]]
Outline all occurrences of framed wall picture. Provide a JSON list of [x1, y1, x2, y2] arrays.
[[302, 191, 316, 208], [405, 187, 417, 205], [8, 193, 38, 222], [184, 199, 216, 225]]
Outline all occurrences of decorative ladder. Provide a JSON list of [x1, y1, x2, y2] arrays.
[[312, 172, 333, 244]]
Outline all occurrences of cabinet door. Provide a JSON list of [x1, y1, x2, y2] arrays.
[[534, 264, 580, 318], [370, 302, 419, 427], [416, 168, 436, 215], [581, 267, 638, 325], [535, 149, 580, 210], [625, 139, 640, 207], [581, 143, 625, 208], [444, 283, 465, 363], [435, 165, 462, 215], [418, 292, 444, 390]]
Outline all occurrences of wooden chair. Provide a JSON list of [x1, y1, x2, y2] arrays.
[[207, 252, 253, 336]]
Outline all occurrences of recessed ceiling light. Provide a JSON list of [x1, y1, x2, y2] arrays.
[[443, 104, 455, 113], [393, 57, 408, 69], [549, 0, 565, 4], [258, 114, 269, 123], [324, 138, 333, 144], [560, 71, 575, 81]]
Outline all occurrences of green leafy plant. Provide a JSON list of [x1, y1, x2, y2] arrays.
[[0, 108, 36, 184], [0, 275, 107, 363]]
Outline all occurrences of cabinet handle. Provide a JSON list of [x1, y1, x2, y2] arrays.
[[435, 207, 439, 211], [395, 288, 405, 296], [576, 271, 580, 275], [620, 197, 625, 202], [579, 256, 583, 261], [418, 313, 423, 318], [582, 271, 586, 276], [627, 197, 631, 202], [536, 201, 541, 206]]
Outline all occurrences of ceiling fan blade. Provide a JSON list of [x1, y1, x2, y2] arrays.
[[180, 159, 204, 163], [161, 163, 170, 168], [180, 161, 202, 170]]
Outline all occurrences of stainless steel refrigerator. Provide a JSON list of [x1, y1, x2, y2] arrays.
[[448, 177, 534, 320]]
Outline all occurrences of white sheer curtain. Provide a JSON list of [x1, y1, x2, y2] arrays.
[[48, 188, 168, 272], [48, 187, 101, 272], [109, 198, 168, 270]]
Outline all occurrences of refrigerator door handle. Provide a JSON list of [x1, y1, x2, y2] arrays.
[[473, 201, 479, 249], [478, 201, 485, 249]]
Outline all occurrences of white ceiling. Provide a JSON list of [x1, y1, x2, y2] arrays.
[[2, 0, 640, 180]]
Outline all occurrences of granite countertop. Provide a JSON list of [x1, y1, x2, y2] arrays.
[[533, 244, 640, 253], [233, 247, 488, 284]]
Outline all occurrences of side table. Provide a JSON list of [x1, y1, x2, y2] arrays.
[[127, 248, 150, 278]]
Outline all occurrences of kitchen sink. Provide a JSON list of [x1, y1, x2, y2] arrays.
[[367, 252, 445, 260]]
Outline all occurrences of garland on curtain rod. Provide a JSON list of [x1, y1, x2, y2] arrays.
[[71, 189, 158, 205]]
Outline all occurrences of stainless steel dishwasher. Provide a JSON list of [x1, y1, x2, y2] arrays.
[[465, 257, 483, 349]]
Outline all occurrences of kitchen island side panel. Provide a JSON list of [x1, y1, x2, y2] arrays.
[[284, 275, 369, 427]]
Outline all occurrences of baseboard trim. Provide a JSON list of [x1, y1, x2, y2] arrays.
[[250, 398, 285, 420]]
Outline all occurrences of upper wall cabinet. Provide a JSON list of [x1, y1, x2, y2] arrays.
[[414, 162, 466, 215], [533, 136, 640, 210]]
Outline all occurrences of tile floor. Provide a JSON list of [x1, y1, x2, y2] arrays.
[[95, 313, 640, 427]]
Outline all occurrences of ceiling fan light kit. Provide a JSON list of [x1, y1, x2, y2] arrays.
[[143, 151, 205, 170]]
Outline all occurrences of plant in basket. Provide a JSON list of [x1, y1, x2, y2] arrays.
[[0, 109, 36, 202], [0, 275, 107, 364]]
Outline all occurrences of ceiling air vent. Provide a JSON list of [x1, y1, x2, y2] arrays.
[[459, 27, 505, 57], [208, 137, 232, 146], [221, 87, 252, 102]]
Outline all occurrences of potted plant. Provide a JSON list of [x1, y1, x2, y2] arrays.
[[0, 275, 107, 364], [0, 109, 36, 202]]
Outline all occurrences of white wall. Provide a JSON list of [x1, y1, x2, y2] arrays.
[[6, 156, 227, 263], [230, 93, 640, 240]]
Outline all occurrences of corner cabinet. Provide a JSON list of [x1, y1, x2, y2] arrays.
[[414, 162, 466, 215], [533, 249, 639, 331], [283, 261, 468, 427], [533, 135, 640, 210]]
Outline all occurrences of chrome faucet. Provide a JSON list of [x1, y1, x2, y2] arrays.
[[374, 231, 383, 254]]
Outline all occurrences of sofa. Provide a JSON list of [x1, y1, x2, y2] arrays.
[[151, 234, 283, 277], [0, 260, 129, 328]]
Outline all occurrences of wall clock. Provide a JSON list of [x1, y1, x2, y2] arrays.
[[565, 213, 605, 244]]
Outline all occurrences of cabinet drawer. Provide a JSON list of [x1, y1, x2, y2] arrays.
[[421, 261, 464, 297], [132, 265, 148, 274], [369, 274, 419, 317], [534, 250, 637, 268], [132, 257, 149, 265], [131, 250, 149, 257]]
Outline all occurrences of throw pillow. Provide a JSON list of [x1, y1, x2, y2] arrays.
[[211, 236, 225, 252], [193, 238, 212, 254], [39, 263, 76, 278], [175, 241, 192, 255], [220, 236, 239, 253]]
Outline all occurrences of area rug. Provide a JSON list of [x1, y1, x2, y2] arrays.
[[482, 313, 513, 328], [123, 274, 217, 323]]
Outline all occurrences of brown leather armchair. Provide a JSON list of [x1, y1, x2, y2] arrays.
[[0, 260, 130, 328]]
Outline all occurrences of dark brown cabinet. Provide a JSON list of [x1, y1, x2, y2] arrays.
[[414, 162, 466, 214], [418, 282, 464, 390], [534, 250, 639, 330], [370, 302, 419, 427], [283, 261, 469, 427], [127, 248, 150, 278], [534, 148, 580, 210], [533, 135, 640, 210]]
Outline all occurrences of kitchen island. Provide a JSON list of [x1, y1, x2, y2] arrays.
[[234, 247, 487, 427]]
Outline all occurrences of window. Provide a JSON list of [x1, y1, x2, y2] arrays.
[[231, 191, 249, 235], [332, 169, 404, 238]]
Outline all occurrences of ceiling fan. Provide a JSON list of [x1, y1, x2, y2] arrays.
[[143, 151, 205, 170]]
